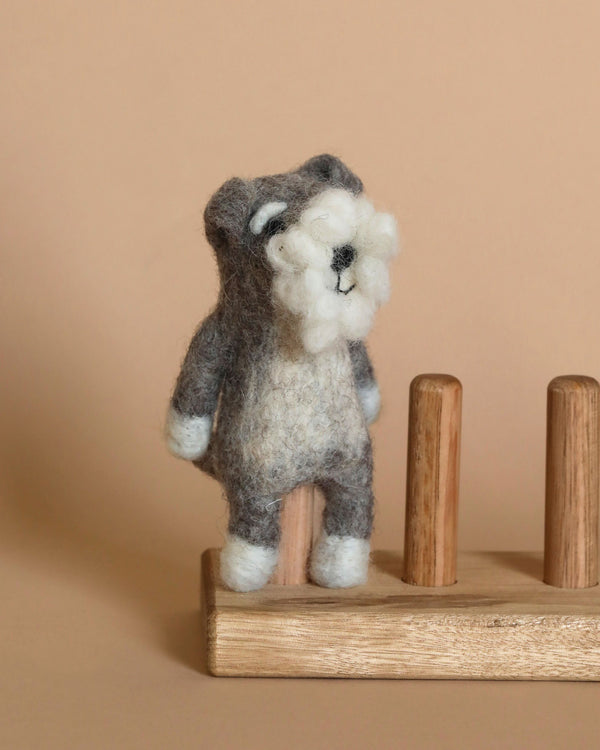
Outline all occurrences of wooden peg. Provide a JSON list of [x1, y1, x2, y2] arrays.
[[403, 374, 462, 587], [271, 485, 322, 585], [544, 376, 600, 589]]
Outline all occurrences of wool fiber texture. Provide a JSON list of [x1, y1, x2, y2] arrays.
[[220, 535, 279, 592], [166, 154, 399, 591], [310, 534, 371, 588]]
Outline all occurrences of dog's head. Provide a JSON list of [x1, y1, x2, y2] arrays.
[[204, 154, 398, 353]]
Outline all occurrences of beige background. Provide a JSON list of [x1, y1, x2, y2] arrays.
[[2, 1, 600, 747]]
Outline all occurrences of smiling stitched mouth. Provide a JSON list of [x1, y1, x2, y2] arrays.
[[331, 244, 356, 295], [335, 274, 355, 295]]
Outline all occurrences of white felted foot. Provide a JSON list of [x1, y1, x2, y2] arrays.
[[165, 407, 212, 461], [220, 535, 279, 592], [310, 534, 370, 588], [359, 383, 381, 424]]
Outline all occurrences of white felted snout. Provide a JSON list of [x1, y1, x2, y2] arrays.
[[265, 188, 398, 353]]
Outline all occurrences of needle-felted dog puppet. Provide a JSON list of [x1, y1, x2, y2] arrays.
[[166, 154, 398, 592]]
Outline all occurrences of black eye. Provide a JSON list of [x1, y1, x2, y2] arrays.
[[263, 216, 286, 237]]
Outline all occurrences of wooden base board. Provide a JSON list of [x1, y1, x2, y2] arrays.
[[201, 549, 600, 680]]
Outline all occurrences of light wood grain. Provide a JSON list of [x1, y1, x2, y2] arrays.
[[202, 549, 600, 679], [271, 485, 323, 585], [544, 376, 600, 588], [403, 374, 462, 586]]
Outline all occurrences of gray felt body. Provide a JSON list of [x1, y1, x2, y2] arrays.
[[170, 155, 378, 549]]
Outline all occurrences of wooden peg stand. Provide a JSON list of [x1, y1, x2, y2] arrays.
[[201, 374, 600, 680]]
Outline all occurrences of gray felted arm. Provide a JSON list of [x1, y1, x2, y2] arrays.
[[165, 308, 232, 460], [348, 340, 381, 425]]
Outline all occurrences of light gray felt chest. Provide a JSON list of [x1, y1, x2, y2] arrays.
[[231, 341, 368, 475]]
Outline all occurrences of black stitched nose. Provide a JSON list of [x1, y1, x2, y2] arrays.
[[331, 244, 355, 274]]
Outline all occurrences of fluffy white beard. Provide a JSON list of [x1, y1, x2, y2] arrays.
[[265, 188, 399, 354]]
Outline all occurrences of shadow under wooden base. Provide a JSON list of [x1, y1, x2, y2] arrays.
[[201, 549, 600, 680]]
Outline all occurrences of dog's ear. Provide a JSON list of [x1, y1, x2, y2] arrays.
[[297, 154, 363, 194], [204, 177, 255, 250]]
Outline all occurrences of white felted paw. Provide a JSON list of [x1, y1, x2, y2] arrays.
[[310, 534, 370, 588], [165, 407, 212, 461], [220, 535, 279, 592], [359, 383, 381, 425]]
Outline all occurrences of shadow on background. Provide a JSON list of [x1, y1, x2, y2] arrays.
[[0, 327, 211, 675]]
